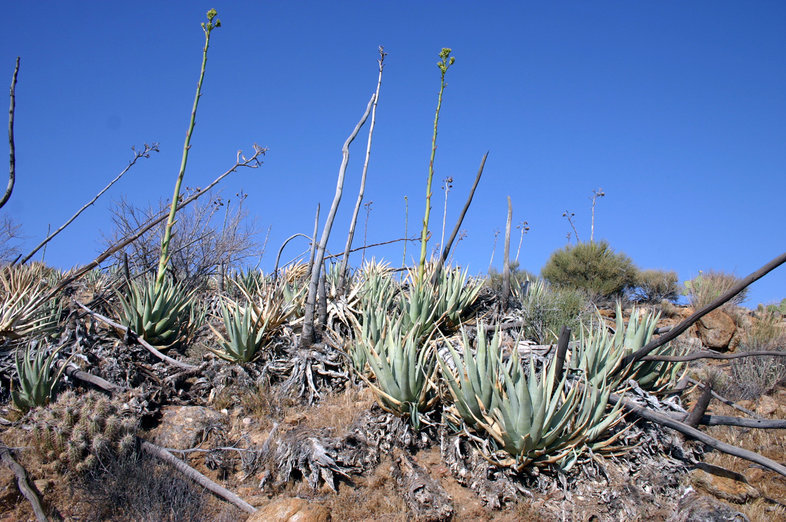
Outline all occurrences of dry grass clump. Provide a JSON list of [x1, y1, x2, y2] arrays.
[[684, 270, 748, 309], [727, 312, 786, 400]]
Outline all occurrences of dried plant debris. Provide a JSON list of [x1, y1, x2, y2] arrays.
[[264, 345, 349, 404], [390, 447, 454, 521]]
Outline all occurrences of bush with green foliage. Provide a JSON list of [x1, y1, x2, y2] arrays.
[[514, 278, 589, 344], [629, 269, 680, 304], [541, 241, 637, 299], [683, 270, 748, 309]]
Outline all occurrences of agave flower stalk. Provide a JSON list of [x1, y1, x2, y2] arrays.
[[155, 9, 221, 292], [418, 48, 455, 284]]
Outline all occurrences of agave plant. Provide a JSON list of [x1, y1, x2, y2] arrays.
[[0, 264, 60, 340], [209, 299, 273, 362], [117, 276, 199, 349], [12, 342, 70, 412], [432, 267, 483, 325], [358, 317, 438, 429], [437, 324, 501, 428], [573, 303, 686, 392]]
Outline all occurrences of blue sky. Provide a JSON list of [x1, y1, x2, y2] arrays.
[[1, 2, 784, 306]]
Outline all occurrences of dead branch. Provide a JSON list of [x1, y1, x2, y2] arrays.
[[1, 57, 19, 210], [19, 144, 158, 264], [684, 382, 713, 428], [0, 442, 59, 521], [61, 362, 126, 395], [324, 236, 420, 260], [431, 152, 488, 285], [686, 378, 763, 419], [273, 232, 312, 286], [338, 48, 385, 294], [301, 95, 374, 347], [501, 196, 512, 309], [691, 414, 786, 429], [38, 146, 264, 302], [140, 440, 256, 514], [609, 392, 786, 477], [621, 251, 786, 367], [73, 300, 198, 371], [643, 350, 786, 363]]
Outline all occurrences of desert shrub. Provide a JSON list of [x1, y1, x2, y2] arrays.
[[683, 270, 748, 309], [515, 278, 590, 344], [629, 269, 680, 304], [759, 298, 786, 317], [0, 214, 21, 263], [541, 241, 637, 300], [103, 191, 258, 287], [486, 261, 536, 293], [726, 312, 786, 399], [78, 452, 210, 522]]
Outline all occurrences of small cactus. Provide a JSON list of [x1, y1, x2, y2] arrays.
[[30, 390, 138, 477]]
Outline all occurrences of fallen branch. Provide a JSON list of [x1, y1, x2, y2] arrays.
[[644, 350, 786, 363], [609, 393, 786, 477], [686, 378, 763, 419], [74, 300, 198, 371], [0, 442, 59, 521], [61, 362, 126, 395], [621, 251, 786, 367], [140, 440, 256, 514], [691, 414, 786, 429]]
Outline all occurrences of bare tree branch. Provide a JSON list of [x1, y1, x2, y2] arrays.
[[1, 57, 20, 210], [620, 251, 786, 368], [19, 144, 158, 264]]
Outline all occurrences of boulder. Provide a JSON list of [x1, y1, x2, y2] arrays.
[[149, 406, 225, 449], [696, 310, 737, 351], [690, 469, 759, 503], [247, 497, 330, 522]]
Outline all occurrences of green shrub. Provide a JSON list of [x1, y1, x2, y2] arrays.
[[629, 269, 679, 304], [683, 270, 748, 309], [514, 278, 590, 344], [541, 241, 637, 299]]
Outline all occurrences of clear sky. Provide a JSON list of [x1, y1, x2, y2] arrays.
[[1, 2, 784, 307]]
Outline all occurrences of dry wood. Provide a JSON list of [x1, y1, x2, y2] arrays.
[[73, 300, 198, 371], [431, 152, 488, 285], [0, 442, 59, 521], [501, 195, 512, 309], [273, 232, 312, 285], [61, 362, 126, 395], [686, 378, 763, 419], [140, 440, 256, 514], [609, 392, 786, 477], [38, 146, 265, 302], [301, 95, 374, 346], [19, 144, 157, 264], [554, 326, 571, 382], [684, 382, 713, 428], [391, 448, 453, 521], [621, 251, 786, 367], [644, 349, 786, 363], [2, 57, 19, 211], [338, 48, 385, 294], [691, 414, 786, 429]]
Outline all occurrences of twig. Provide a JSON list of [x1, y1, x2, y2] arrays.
[[324, 236, 420, 260], [37, 146, 265, 303], [140, 440, 256, 514], [273, 232, 313, 286], [689, 414, 786, 429], [686, 377, 763, 419], [0, 442, 59, 521], [73, 300, 198, 371], [1, 57, 19, 210], [609, 392, 786, 477], [19, 144, 158, 264], [621, 251, 786, 367], [644, 349, 786, 363]]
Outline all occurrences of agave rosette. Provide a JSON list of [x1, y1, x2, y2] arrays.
[[0, 264, 60, 340], [12, 341, 70, 412]]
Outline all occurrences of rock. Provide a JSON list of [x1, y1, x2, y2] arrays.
[[668, 490, 748, 521], [0, 468, 21, 511], [696, 310, 737, 351], [690, 469, 759, 503], [755, 395, 778, 416], [247, 497, 330, 522], [149, 406, 225, 449]]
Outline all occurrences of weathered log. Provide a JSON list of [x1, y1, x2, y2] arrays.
[[391, 448, 453, 521], [0, 442, 60, 521], [140, 440, 256, 514], [644, 349, 786, 363], [684, 382, 713, 428]]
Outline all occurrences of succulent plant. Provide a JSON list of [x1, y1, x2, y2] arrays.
[[117, 276, 200, 349], [30, 390, 138, 477], [0, 263, 60, 340], [358, 317, 438, 429], [210, 298, 274, 363], [11, 341, 70, 412]]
